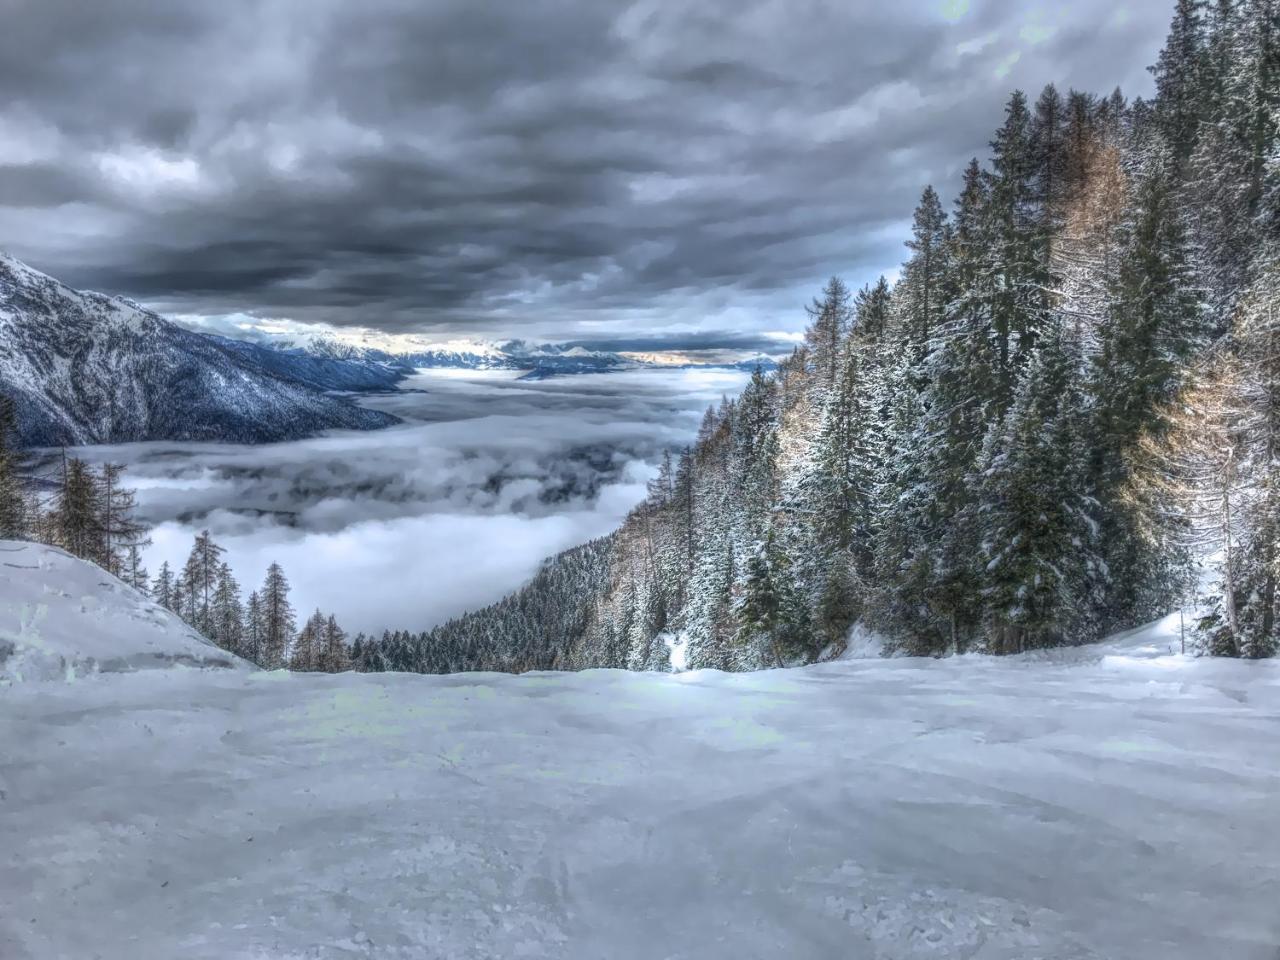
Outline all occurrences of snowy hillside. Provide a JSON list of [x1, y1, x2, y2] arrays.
[[0, 540, 246, 683], [0, 253, 398, 446], [2, 616, 1277, 959]]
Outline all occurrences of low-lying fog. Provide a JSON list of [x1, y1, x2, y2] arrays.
[[70, 368, 749, 635]]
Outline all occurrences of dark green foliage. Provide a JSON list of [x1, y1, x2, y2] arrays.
[[0, 397, 29, 539], [737, 530, 814, 666]]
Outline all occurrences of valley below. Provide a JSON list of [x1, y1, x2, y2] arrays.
[[57, 366, 749, 635]]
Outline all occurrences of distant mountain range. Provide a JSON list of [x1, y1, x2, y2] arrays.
[[0, 254, 399, 447], [0, 253, 781, 448], [251, 334, 778, 380]]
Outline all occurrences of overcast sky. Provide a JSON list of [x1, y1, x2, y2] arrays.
[[1, 0, 1171, 346]]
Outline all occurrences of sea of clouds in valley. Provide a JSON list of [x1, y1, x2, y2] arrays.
[[62, 367, 748, 636]]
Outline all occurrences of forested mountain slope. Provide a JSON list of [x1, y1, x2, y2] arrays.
[[364, 0, 1280, 674], [0, 254, 399, 447], [355, 537, 615, 674]]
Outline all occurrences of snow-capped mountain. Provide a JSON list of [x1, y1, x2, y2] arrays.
[[234, 330, 774, 380], [209, 335, 410, 393], [0, 254, 399, 447]]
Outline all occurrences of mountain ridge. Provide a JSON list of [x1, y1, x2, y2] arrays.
[[0, 253, 400, 448]]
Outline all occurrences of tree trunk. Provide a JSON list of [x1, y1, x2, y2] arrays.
[[1221, 444, 1241, 655]]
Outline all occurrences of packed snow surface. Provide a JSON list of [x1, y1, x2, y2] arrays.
[[0, 541, 244, 683], [1, 611, 1278, 958]]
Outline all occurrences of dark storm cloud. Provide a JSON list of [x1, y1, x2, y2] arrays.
[[0, 0, 1172, 338]]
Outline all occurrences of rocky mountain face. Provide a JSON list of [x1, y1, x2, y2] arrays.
[[0, 254, 400, 447]]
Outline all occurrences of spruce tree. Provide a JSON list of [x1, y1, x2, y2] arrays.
[[244, 590, 266, 666], [98, 463, 148, 580], [0, 396, 28, 540], [152, 561, 177, 611], [736, 530, 813, 667], [181, 530, 225, 637], [1151, 0, 1210, 164], [1093, 147, 1206, 628], [900, 186, 950, 367], [54, 456, 103, 564], [291, 609, 325, 671], [988, 90, 1051, 400], [320, 615, 351, 672], [804, 277, 854, 389], [211, 562, 245, 656], [976, 325, 1104, 653], [124, 543, 150, 595], [259, 562, 296, 669]]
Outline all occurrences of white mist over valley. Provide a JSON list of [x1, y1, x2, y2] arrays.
[[62, 367, 749, 634]]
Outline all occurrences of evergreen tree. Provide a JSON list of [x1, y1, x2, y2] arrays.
[[98, 463, 148, 579], [900, 186, 950, 361], [291, 609, 325, 671], [976, 325, 1104, 652], [1031, 83, 1069, 231], [211, 562, 245, 656], [804, 277, 854, 388], [853, 277, 892, 340], [124, 542, 150, 594], [733, 365, 780, 540], [801, 338, 878, 581], [259, 562, 296, 670], [320, 614, 351, 673], [875, 159, 1000, 653], [736, 530, 813, 667], [181, 530, 225, 636], [0, 396, 29, 540], [244, 590, 266, 667], [1151, 0, 1210, 164], [988, 90, 1051, 400], [152, 561, 177, 612], [1093, 148, 1206, 628], [815, 557, 861, 654], [54, 456, 103, 564]]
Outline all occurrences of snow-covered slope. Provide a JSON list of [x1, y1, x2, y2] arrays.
[[0, 540, 245, 683], [0, 253, 398, 446], [2, 619, 1277, 958]]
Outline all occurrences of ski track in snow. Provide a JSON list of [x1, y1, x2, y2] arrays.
[[3, 609, 1279, 959]]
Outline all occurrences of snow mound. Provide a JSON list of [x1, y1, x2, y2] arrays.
[[0, 540, 246, 683], [835, 621, 888, 660]]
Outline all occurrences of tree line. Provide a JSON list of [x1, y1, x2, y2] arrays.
[[0, 407, 356, 672], [0, 399, 151, 585], [148, 531, 353, 672]]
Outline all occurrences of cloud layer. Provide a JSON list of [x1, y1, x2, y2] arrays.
[[68, 368, 749, 633], [1, 0, 1170, 341]]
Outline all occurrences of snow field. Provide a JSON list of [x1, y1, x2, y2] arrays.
[[2, 610, 1277, 958]]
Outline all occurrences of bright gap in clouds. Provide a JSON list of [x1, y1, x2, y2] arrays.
[[69, 368, 748, 635]]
